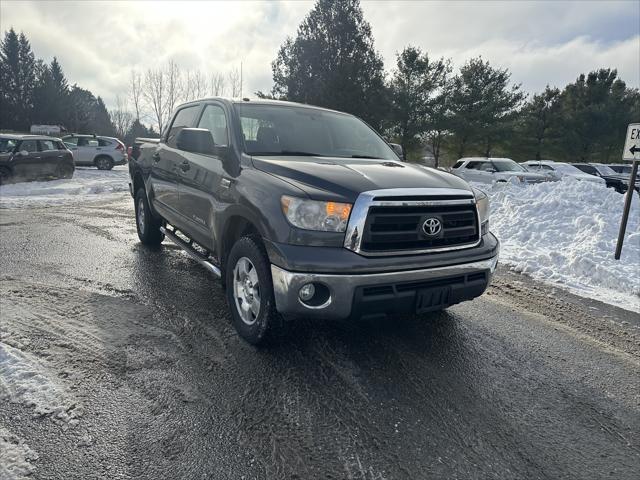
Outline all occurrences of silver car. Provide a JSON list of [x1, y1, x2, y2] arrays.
[[521, 160, 606, 185], [451, 157, 548, 185], [62, 134, 127, 170]]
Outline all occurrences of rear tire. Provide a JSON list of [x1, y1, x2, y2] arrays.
[[95, 156, 113, 170], [225, 236, 286, 345], [135, 188, 164, 245], [57, 163, 74, 179]]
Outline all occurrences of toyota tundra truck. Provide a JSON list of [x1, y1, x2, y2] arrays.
[[128, 98, 499, 344]]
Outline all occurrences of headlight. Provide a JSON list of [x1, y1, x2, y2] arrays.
[[472, 187, 490, 236], [281, 196, 352, 232]]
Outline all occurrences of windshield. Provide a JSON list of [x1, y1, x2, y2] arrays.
[[595, 165, 616, 176], [492, 159, 526, 172], [235, 104, 397, 160], [554, 163, 584, 174], [0, 138, 17, 153]]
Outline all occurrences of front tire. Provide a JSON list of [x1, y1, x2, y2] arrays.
[[135, 188, 164, 245], [225, 236, 286, 345]]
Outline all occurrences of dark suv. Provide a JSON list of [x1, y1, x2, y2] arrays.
[[571, 163, 638, 193], [129, 99, 499, 344], [0, 134, 74, 185]]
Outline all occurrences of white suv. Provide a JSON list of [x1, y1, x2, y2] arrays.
[[452, 157, 548, 185], [62, 134, 127, 170]]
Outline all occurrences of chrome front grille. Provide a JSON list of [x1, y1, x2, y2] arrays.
[[344, 188, 482, 256]]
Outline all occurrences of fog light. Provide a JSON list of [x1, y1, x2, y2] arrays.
[[299, 283, 315, 301]]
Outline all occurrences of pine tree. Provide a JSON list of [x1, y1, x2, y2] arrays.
[[271, 0, 387, 128], [0, 28, 37, 130]]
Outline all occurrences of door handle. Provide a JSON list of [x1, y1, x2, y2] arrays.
[[179, 161, 190, 172], [152, 153, 161, 162]]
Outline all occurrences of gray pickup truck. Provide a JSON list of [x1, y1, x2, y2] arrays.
[[129, 98, 499, 344]]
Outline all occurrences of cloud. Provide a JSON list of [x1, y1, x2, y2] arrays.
[[0, 0, 638, 111]]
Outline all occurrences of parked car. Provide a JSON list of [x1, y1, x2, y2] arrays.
[[451, 157, 548, 185], [129, 98, 499, 344], [521, 160, 606, 186], [571, 163, 637, 193], [609, 164, 632, 175], [0, 134, 74, 185], [62, 134, 127, 170]]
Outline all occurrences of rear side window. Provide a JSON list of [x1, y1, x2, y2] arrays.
[[98, 138, 112, 147], [167, 105, 200, 148], [39, 140, 56, 151], [19, 140, 38, 152]]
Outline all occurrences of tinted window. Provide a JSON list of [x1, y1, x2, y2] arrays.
[[167, 105, 200, 148], [0, 138, 17, 153], [39, 140, 56, 151], [235, 104, 396, 160], [466, 161, 485, 170], [98, 138, 112, 147], [19, 140, 38, 152], [63, 136, 78, 145], [56, 141, 66, 150], [452, 160, 465, 169], [197, 104, 228, 146], [492, 159, 525, 172]]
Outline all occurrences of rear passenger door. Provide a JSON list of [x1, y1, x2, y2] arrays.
[[176, 102, 230, 250], [150, 104, 201, 221], [37, 139, 61, 176]]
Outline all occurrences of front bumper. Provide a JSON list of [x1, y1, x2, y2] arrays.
[[271, 253, 499, 320]]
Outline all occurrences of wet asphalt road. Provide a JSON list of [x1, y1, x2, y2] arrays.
[[1, 193, 639, 480]]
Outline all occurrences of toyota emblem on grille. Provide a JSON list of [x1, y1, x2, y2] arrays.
[[422, 217, 442, 236]]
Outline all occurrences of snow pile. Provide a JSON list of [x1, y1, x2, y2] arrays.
[[0, 427, 39, 480], [0, 343, 82, 426], [0, 166, 129, 207], [482, 178, 640, 311]]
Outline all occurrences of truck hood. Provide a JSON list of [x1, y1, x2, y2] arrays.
[[250, 156, 472, 202]]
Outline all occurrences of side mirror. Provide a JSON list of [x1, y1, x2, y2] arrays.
[[17, 150, 29, 157], [388, 143, 405, 161], [176, 128, 215, 155]]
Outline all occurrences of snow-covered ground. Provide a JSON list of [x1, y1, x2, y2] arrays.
[[0, 427, 39, 480], [481, 179, 640, 312], [0, 166, 129, 208]]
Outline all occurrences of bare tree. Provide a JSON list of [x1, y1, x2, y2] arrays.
[[228, 67, 241, 97], [165, 59, 183, 120], [184, 70, 208, 102], [129, 70, 143, 120], [110, 95, 133, 139], [209, 72, 226, 97], [143, 67, 166, 134]]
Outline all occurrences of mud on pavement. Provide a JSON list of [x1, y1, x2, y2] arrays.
[[1, 196, 639, 480]]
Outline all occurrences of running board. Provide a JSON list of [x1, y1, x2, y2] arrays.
[[160, 226, 221, 278]]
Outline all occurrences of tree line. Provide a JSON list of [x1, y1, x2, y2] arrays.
[[0, 28, 242, 145], [264, 0, 640, 165], [2, 0, 639, 164]]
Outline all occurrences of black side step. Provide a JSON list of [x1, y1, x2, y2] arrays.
[[160, 226, 221, 278]]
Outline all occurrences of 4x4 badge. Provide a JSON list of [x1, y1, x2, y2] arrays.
[[422, 218, 442, 236]]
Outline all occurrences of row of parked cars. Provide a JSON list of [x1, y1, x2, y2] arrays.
[[451, 157, 638, 193], [0, 132, 127, 185]]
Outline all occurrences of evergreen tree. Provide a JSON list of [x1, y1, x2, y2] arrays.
[[271, 0, 387, 128], [448, 58, 524, 157], [389, 46, 449, 156], [0, 28, 37, 130], [516, 86, 561, 160]]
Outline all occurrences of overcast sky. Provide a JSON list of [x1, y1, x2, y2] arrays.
[[1, 0, 639, 111]]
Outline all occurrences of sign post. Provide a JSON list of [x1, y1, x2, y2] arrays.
[[614, 123, 640, 260]]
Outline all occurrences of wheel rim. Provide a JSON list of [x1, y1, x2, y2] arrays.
[[233, 257, 261, 325], [98, 158, 108, 169], [137, 197, 145, 234]]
